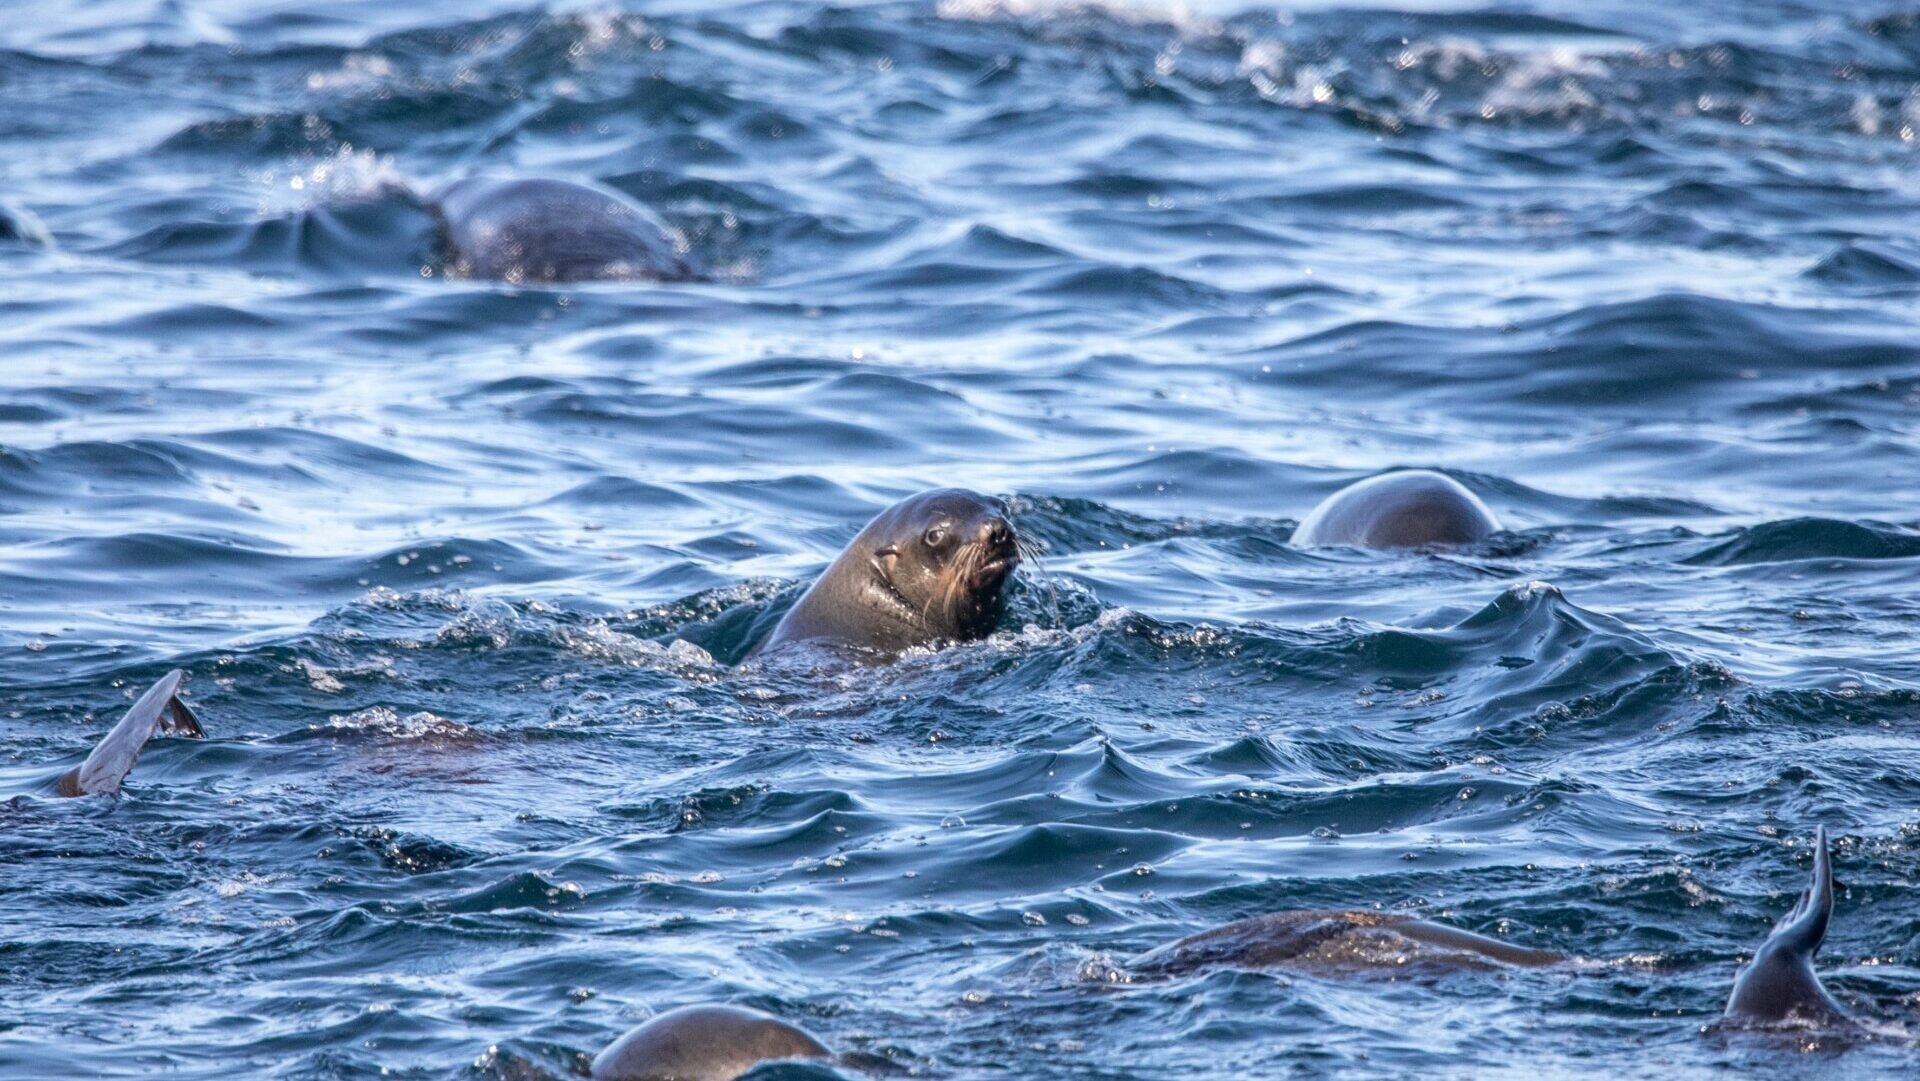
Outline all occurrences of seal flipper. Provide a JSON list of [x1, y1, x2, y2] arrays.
[[1391, 918, 1562, 967], [54, 669, 204, 797], [1724, 825, 1850, 1025], [1127, 909, 1560, 977], [1774, 825, 1834, 957]]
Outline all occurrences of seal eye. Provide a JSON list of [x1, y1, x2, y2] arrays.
[[923, 527, 948, 549]]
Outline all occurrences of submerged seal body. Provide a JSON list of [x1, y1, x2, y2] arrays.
[[0, 201, 54, 249], [53, 669, 204, 797], [591, 1004, 829, 1081], [431, 176, 686, 283], [1130, 909, 1560, 976], [1293, 470, 1499, 549], [1724, 826, 1851, 1026], [750, 488, 1020, 658]]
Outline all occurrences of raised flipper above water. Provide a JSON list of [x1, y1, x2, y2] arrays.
[[54, 669, 204, 797], [1128, 909, 1560, 977], [1723, 826, 1851, 1026]]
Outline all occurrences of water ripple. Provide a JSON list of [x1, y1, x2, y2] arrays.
[[3, 1, 1919, 1078]]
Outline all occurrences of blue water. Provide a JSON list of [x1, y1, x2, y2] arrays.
[[3, 1, 1919, 1077]]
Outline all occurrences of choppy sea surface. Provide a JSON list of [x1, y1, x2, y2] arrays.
[[3, 1, 1919, 1077]]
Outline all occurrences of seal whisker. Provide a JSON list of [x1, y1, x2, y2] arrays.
[[939, 540, 980, 626], [1015, 533, 1059, 628]]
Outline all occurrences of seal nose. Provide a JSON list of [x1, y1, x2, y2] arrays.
[[981, 518, 1014, 550]]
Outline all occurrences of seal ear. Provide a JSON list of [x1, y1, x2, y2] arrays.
[[870, 544, 899, 581]]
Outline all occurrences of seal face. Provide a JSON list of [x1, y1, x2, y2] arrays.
[[591, 1004, 829, 1081], [1724, 825, 1851, 1026], [1293, 470, 1499, 549], [750, 488, 1020, 658], [431, 176, 687, 283]]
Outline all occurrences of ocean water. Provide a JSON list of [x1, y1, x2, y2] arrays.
[[2, 1, 1918, 1078]]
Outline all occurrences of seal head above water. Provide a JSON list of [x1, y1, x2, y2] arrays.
[[430, 176, 687, 283], [1724, 825, 1852, 1027], [750, 488, 1020, 658], [591, 1004, 830, 1081], [1293, 470, 1499, 549]]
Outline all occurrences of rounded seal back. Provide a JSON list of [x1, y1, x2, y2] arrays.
[[1293, 470, 1499, 549], [750, 488, 1020, 658], [591, 1004, 830, 1081]]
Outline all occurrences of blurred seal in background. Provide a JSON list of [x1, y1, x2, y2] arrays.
[[430, 176, 686, 282]]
